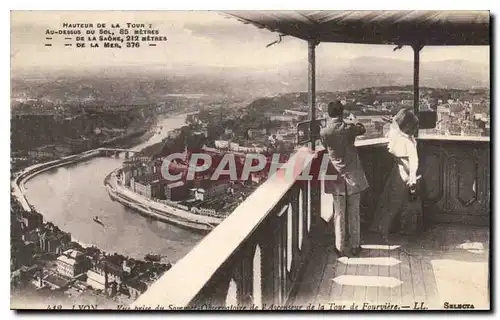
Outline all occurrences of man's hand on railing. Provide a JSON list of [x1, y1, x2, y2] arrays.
[[382, 115, 393, 123], [355, 123, 366, 135]]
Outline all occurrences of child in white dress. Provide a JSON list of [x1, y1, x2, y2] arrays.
[[369, 109, 422, 238]]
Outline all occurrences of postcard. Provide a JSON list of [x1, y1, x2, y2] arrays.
[[10, 10, 490, 311]]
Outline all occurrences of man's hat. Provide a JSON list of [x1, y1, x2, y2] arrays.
[[327, 100, 344, 117]]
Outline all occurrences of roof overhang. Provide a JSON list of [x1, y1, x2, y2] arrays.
[[223, 11, 490, 46]]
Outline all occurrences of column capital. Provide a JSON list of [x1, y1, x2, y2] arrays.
[[412, 42, 425, 52], [308, 39, 320, 48]]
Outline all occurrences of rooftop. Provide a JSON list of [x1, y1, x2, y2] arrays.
[[43, 273, 70, 289], [126, 279, 148, 292], [166, 180, 185, 188], [63, 249, 83, 260], [57, 255, 77, 266]]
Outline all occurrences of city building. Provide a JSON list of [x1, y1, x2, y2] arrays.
[[250, 172, 267, 184], [31, 273, 45, 289], [130, 178, 151, 198], [20, 211, 43, 231], [86, 269, 106, 291], [126, 279, 148, 299], [21, 229, 40, 243], [247, 128, 267, 139], [41, 273, 71, 291], [165, 181, 188, 201], [450, 103, 466, 115], [437, 104, 451, 114], [16, 241, 36, 267], [93, 256, 125, 285], [433, 100, 489, 137], [400, 100, 413, 107], [56, 249, 87, 278], [447, 123, 462, 135], [27, 150, 53, 159], [122, 260, 132, 273], [39, 231, 71, 254], [471, 103, 488, 114], [269, 114, 297, 122], [194, 180, 230, 201], [11, 219, 23, 237], [130, 173, 170, 199], [283, 109, 308, 119], [56, 255, 78, 278], [214, 140, 267, 153], [195, 207, 219, 217], [120, 167, 133, 186], [214, 140, 229, 149]]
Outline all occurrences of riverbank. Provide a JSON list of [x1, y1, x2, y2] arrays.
[[12, 149, 102, 212], [12, 112, 196, 252], [11, 113, 195, 308], [12, 112, 195, 212], [105, 169, 221, 232], [12, 149, 135, 254]]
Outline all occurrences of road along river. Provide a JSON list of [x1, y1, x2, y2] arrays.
[[23, 113, 204, 262]]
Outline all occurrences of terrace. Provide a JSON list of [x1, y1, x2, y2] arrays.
[[131, 11, 490, 310]]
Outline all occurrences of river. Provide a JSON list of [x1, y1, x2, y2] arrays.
[[24, 113, 204, 262]]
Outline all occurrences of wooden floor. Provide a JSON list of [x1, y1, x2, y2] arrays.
[[292, 224, 490, 310]]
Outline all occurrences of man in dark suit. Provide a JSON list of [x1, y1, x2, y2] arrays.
[[320, 101, 369, 257]]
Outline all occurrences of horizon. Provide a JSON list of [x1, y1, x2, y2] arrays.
[[11, 11, 490, 75], [12, 55, 489, 73]]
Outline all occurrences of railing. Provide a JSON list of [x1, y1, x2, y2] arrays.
[[356, 136, 491, 227], [131, 136, 490, 309], [416, 136, 490, 226]]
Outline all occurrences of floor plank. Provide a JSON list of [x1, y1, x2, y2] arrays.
[[363, 249, 379, 304], [340, 256, 357, 303], [353, 250, 368, 303], [420, 256, 439, 309], [327, 253, 345, 304], [388, 246, 402, 305], [315, 246, 338, 305], [377, 244, 392, 304], [398, 248, 414, 307], [292, 244, 329, 305], [409, 254, 426, 303]]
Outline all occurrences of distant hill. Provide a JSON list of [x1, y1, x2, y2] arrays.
[[11, 57, 489, 105], [312, 56, 489, 92]]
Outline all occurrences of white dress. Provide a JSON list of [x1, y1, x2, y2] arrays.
[[369, 121, 421, 236], [386, 122, 419, 184]]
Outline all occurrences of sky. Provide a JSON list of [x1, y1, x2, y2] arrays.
[[10, 11, 490, 72]]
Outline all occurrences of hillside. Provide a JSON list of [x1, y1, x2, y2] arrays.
[[11, 57, 489, 105]]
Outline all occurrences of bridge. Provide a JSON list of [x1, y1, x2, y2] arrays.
[[97, 148, 140, 159], [98, 148, 141, 153], [129, 11, 490, 310]]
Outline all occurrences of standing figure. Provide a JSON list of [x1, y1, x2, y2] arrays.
[[320, 101, 369, 257], [369, 108, 421, 239]]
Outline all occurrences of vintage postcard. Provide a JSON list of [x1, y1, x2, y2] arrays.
[[10, 10, 490, 311]]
